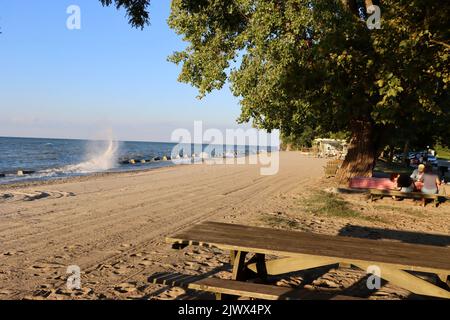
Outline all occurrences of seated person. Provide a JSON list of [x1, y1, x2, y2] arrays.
[[390, 173, 399, 182], [421, 165, 441, 195], [396, 174, 415, 193], [410, 164, 425, 182], [390, 173, 415, 192]]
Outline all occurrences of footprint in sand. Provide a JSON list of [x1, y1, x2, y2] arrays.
[[1, 193, 14, 200], [138, 259, 153, 267], [29, 262, 63, 274], [3, 250, 25, 256], [112, 267, 128, 275], [0, 289, 13, 296], [0, 190, 76, 203], [95, 263, 112, 271], [155, 286, 186, 300], [129, 253, 143, 258], [114, 282, 138, 294], [63, 244, 83, 251], [200, 260, 222, 267]]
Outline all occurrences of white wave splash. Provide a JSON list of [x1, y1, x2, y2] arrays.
[[66, 138, 119, 173]]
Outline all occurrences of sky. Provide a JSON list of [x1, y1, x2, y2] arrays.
[[0, 1, 277, 143]]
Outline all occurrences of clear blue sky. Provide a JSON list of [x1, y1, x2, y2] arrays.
[[0, 0, 260, 142]]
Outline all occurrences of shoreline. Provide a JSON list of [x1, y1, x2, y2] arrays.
[[0, 163, 182, 190], [0, 153, 278, 190]]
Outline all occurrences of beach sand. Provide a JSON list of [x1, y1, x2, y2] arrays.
[[0, 152, 448, 300]]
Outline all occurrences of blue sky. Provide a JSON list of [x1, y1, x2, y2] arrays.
[[0, 0, 259, 142]]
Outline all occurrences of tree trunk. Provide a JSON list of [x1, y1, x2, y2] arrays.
[[336, 120, 377, 183], [388, 145, 394, 163]]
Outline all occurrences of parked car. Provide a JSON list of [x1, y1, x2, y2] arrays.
[[427, 155, 438, 166]]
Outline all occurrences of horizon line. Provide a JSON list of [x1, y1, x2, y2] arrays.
[[0, 135, 279, 148]]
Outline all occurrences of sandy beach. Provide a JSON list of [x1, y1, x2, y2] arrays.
[[0, 152, 449, 300]]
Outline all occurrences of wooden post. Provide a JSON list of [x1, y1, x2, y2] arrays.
[[230, 250, 236, 266], [255, 254, 268, 282], [232, 251, 248, 281], [339, 262, 352, 269], [438, 274, 449, 287]]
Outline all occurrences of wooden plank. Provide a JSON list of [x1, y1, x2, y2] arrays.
[[148, 272, 367, 300], [190, 278, 366, 300], [189, 277, 296, 300], [166, 222, 450, 274], [247, 256, 340, 275], [229, 250, 236, 266]]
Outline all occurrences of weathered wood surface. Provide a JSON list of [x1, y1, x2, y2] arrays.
[[148, 272, 365, 300], [167, 221, 450, 275]]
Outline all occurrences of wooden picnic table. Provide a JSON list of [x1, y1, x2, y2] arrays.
[[167, 221, 450, 299]]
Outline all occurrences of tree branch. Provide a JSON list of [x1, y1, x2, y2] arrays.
[[430, 39, 450, 49]]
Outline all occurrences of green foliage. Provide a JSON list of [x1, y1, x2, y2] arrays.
[[280, 126, 315, 149], [167, 0, 450, 151], [99, 0, 151, 29], [435, 145, 450, 160]]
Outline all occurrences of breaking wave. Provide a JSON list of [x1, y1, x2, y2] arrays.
[[64, 138, 119, 173]]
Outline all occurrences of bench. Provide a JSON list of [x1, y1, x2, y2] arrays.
[[148, 272, 364, 300], [369, 189, 450, 207], [167, 221, 450, 299]]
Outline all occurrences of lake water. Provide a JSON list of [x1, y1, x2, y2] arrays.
[[0, 137, 266, 184]]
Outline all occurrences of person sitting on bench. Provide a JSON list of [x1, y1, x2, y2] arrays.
[[421, 165, 441, 195], [411, 164, 425, 191], [391, 173, 415, 193]]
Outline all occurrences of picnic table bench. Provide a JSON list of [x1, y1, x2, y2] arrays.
[[164, 221, 450, 299], [148, 272, 364, 300], [369, 189, 450, 207]]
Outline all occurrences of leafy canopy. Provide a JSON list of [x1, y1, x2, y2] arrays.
[[167, 0, 450, 150]]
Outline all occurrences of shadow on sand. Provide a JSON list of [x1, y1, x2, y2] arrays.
[[338, 224, 450, 247]]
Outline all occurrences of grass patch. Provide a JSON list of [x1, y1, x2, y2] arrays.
[[373, 204, 426, 217], [436, 145, 450, 161], [303, 191, 361, 218], [261, 214, 300, 230], [302, 191, 386, 222]]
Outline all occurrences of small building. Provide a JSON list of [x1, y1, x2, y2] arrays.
[[313, 138, 348, 158]]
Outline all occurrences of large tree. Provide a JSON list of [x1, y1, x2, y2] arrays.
[[102, 0, 450, 181]]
